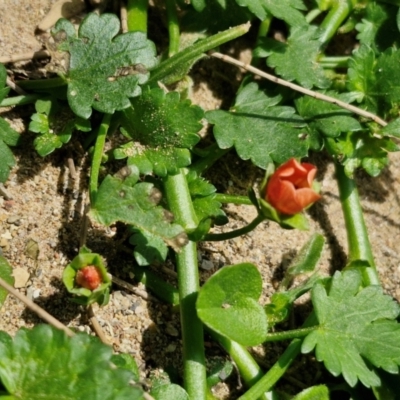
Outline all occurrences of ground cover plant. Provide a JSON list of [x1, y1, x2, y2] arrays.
[[1, 0, 400, 399]]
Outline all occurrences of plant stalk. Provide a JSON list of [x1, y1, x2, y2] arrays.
[[126, 0, 148, 33], [214, 193, 253, 206], [335, 162, 380, 286], [318, 0, 358, 47], [238, 339, 302, 400], [165, 0, 180, 57], [89, 113, 111, 203], [204, 214, 265, 241], [148, 22, 251, 84], [164, 169, 207, 399]]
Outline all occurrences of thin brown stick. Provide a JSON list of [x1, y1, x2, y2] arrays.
[[112, 275, 153, 301], [120, 2, 128, 33], [0, 277, 75, 337], [87, 304, 110, 344], [67, 157, 77, 180], [6, 77, 28, 95], [210, 51, 387, 127], [0, 50, 50, 64]]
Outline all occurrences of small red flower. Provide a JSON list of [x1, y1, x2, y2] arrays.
[[76, 265, 102, 290], [266, 158, 321, 215]]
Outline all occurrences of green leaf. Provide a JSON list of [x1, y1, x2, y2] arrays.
[[110, 353, 140, 382], [325, 130, 398, 177], [295, 92, 362, 138], [52, 13, 158, 118], [114, 142, 192, 177], [0, 256, 14, 307], [302, 270, 400, 388], [206, 82, 308, 169], [285, 233, 325, 278], [292, 385, 329, 400], [347, 45, 377, 108], [118, 87, 203, 176], [123, 88, 203, 149], [151, 384, 189, 400], [236, 0, 306, 26], [89, 175, 186, 251], [206, 358, 234, 387], [255, 25, 329, 89], [0, 64, 10, 103], [0, 325, 143, 399], [197, 263, 268, 346], [0, 119, 20, 183], [29, 98, 90, 157], [186, 171, 227, 240], [129, 227, 169, 266], [182, 0, 251, 33], [356, 3, 400, 52]]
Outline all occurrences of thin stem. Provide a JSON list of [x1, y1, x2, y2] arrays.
[[263, 326, 316, 343], [238, 339, 302, 400], [166, 0, 180, 57], [0, 94, 41, 107], [258, 14, 273, 37], [0, 277, 75, 337], [163, 169, 207, 399], [204, 214, 265, 241], [319, 56, 349, 68], [306, 8, 323, 23], [164, 169, 198, 232], [335, 162, 380, 286], [318, 0, 357, 47], [16, 77, 67, 90], [89, 113, 112, 203], [126, 0, 148, 33], [214, 193, 253, 206], [210, 331, 269, 400], [148, 23, 250, 84], [210, 52, 387, 127], [133, 266, 180, 305]]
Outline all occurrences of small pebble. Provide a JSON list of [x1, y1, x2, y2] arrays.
[[166, 344, 177, 353], [165, 324, 179, 337], [201, 259, 214, 271], [6, 216, 21, 226], [13, 268, 30, 288]]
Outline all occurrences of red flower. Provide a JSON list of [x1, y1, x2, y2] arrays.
[[266, 158, 321, 215], [76, 265, 102, 290]]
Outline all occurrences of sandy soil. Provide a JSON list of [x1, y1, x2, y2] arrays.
[[1, 1, 400, 397]]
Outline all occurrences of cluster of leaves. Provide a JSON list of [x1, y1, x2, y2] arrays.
[[1, 0, 400, 399]]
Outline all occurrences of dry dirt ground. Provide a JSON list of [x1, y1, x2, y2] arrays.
[[1, 1, 400, 398]]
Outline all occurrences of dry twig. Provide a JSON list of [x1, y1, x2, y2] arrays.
[[210, 51, 388, 127], [0, 277, 75, 337], [87, 304, 110, 344]]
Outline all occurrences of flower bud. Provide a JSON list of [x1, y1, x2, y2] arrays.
[[76, 265, 102, 290]]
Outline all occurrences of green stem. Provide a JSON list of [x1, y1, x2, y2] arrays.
[[318, 0, 357, 47], [319, 56, 349, 68], [238, 339, 302, 400], [263, 326, 316, 343], [166, 0, 180, 57], [127, 0, 148, 33], [190, 145, 230, 175], [209, 331, 269, 400], [214, 193, 253, 206], [257, 14, 272, 38], [89, 113, 111, 203], [16, 77, 67, 90], [164, 170, 207, 399], [133, 266, 180, 305], [335, 162, 380, 286], [305, 8, 323, 23], [0, 94, 41, 107], [148, 22, 250, 84], [204, 214, 265, 241]]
